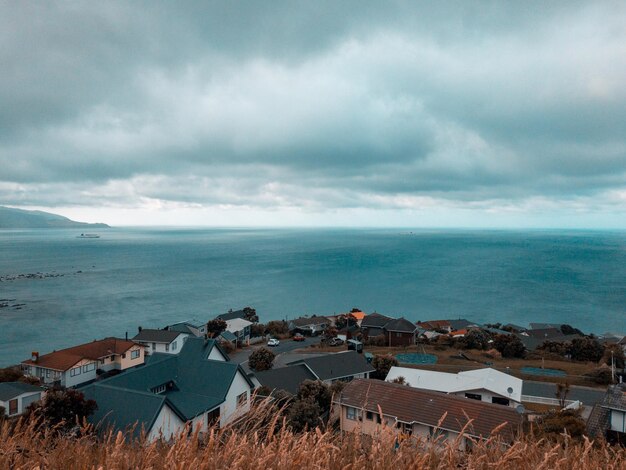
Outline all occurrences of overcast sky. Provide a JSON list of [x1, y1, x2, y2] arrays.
[[2, 2, 626, 227]]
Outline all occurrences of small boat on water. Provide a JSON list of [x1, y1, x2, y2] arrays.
[[77, 233, 100, 238]]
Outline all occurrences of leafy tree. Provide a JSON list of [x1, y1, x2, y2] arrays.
[[493, 334, 525, 358], [265, 320, 289, 336], [602, 344, 625, 369], [287, 398, 322, 432], [335, 314, 357, 330], [248, 347, 275, 371], [243, 306, 259, 323], [570, 337, 604, 362], [250, 323, 266, 338], [219, 340, 235, 354], [556, 382, 570, 408], [461, 329, 491, 350], [535, 410, 586, 442], [27, 389, 97, 431], [538, 340, 571, 356], [323, 326, 338, 341], [206, 318, 227, 338], [0, 367, 23, 383], [297, 380, 332, 412], [391, 376, 409, 386], [372, 354, 399, 379]]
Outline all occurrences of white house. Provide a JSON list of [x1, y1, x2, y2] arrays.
[[225, 318, 253, 346], [82, 337, 253, 440], [21, 338, 145, 388], [0, 382, 45, 417], [385, 367, 523, 407], [133, 328, 189, 355]]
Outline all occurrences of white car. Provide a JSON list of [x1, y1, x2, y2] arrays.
[[267, 338, 280, 347]]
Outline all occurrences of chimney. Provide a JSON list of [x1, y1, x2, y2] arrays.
[[31, 351, 39, 362], [125, 331, 128, 340], [138, 326, 142, 333]]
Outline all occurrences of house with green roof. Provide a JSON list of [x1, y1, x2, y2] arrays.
[[82, 337, 253, 440]]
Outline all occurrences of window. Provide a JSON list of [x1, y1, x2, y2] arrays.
[[82, 363, 96, 373], [492, 397, 510, 406], [152, 384, 167, 394], [131, 349, 140, 360], [165, 343, 169, 352], [236, 391, 247, 408], [366, 411, 373, 421], [396, 332, 402, 337], [152, 343, 156, 350], [9, 399, 17, 415], [172, 341, 177, 351], [121, 354, 126, 359], [46, 370, 50, 378], [70, 366, 82, 377], [346, 407, 359, 421], [465, 393, 482, 401]]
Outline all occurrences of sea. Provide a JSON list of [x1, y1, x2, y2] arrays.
[[1, 227, 625, 367]]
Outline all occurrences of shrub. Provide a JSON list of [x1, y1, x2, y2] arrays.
[[372, 354, 398, 379], [584, 366, 613, 385], [249, 347, 275, 371], [27, 389, 97, 432], [570, 337, 604, 362], [535, 410, 587, 441], [206, 318, 227, 338], [0, 367, 23, 383], [219, 340, 235, 354], [493, 334, 525, 358], [265, 320, 289, 337]]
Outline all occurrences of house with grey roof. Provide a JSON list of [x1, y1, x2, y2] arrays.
[[82, 337, 253, 440], [254, 364, 318, 395], [132, 327, 189, 355], [587, 383, 626, 445], [165, 320, 207, 337], [288, 316, 330, 336], [360, 313, 392, 339], [286, 351, 375, 385], [0, 382, 45, 418], [383, 317, 417, 347]]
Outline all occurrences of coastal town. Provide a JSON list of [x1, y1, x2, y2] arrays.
[[1, 307, 625, 447]]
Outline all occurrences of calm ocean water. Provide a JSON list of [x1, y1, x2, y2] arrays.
[[1, 228, 625, 366]]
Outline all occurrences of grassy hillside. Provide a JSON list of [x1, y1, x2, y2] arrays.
[[0, 206, 109, 229], [1, 404, 624, 470]]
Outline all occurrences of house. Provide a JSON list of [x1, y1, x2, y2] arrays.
[[383, 317, 417, 347], [586, 383, 626, 445], [416, 319, 452, 333], [82, 337, 253, 440], [133, 328, 189, 355], [360, 313, 392, 339], [0, 382, 45, 417], [288, 316, 330, 336], [165, 320, 207, 337], [22, 337, 145, 388], [216, 309, 247, 322], [336, 379, 522, 450], [348, 310, 366, 326], [385, 367, 523, 407], [287, 351, 375, 385], [254, 364, 318, 395], [225, 318, 253, 346], [529, 323, 562, 330]]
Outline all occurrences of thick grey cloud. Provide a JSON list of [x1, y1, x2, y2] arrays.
[[2, 1, 626, 224]]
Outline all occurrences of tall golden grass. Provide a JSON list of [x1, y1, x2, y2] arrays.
[[1, 399, 624, 470]]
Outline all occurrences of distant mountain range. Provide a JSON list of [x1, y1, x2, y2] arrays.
[[0, 206, 110, 229]]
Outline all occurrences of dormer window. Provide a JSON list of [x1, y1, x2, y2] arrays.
[[152, 384, 167, 394]]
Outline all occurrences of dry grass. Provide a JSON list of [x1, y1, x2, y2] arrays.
[[1, 400, 625, 470]]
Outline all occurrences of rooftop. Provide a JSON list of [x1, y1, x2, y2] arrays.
[[385, 367, 523, 403], [338, 379, 522, 441], [0, 382, 43, 401], [133, 329, 184, 343], [287, 350, 375, 381], [383, 317, 417, 333], [361, 313, 393, 328], [22, 337, 139, 371], [254, 364, 317, 395]]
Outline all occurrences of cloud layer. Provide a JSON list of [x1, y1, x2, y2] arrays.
[[2, 2, 626, 226]]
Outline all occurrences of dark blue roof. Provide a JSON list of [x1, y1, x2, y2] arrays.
[[0, 382, 43, 401], [82, 337, 251, 434]]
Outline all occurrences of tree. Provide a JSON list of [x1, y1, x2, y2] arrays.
[[570, 337, 604, 362], [243, 306, 259, 323], [556, 382, 570, 408], [493, 334, 526, 358], [265, 320, 289, 337], [297, 380, 332, 412], [538, 340, 571, 356], [206, 318, 227, 338], [602, 344, 625, 369], [372, 354, 399, 379], [391, 376, 409, 386], [248, 347, 275, 371], [250, 323, 265, 337], [461, 329, 491, 350], [287, 398, 322, 432], [28, 389, 97, 431]]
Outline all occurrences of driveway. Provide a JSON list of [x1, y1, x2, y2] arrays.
[[229, 336, 319, 365], [522, 380, 607, 407]]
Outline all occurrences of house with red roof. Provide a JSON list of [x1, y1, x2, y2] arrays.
[[22, 337, 145, 388]]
